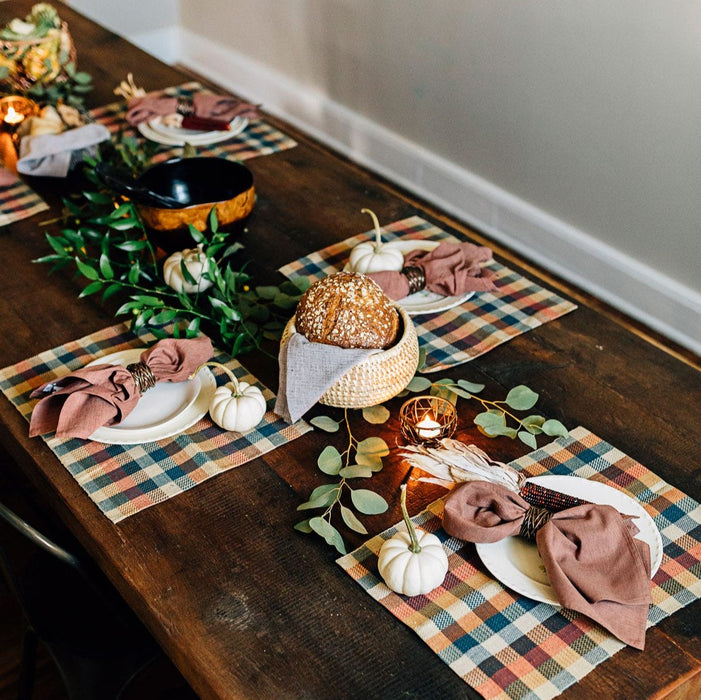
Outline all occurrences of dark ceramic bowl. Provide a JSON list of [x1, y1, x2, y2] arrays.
[[135, 157, 255, 233]]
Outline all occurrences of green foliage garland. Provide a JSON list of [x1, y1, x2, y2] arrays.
[[34, 139, 308, 356]]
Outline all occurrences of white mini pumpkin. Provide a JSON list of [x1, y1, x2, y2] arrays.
[[192, 362, 267, 433], [377, 485, 449, 597], [348, 208, 404, 274], [163, 245, 213, 294]]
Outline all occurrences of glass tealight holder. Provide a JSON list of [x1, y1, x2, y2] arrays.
[[399, 395, 457, 445], [0, 95, 39, 139]]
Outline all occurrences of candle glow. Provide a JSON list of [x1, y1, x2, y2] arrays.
[[415, 413, 442, 439], [3, 106, 23, 126]]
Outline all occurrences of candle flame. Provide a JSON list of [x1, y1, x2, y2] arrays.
[[4, 106, 24, 125]]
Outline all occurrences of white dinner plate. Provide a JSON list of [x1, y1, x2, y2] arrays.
[[84, 348, 216, 445], [137, 116, 248, 147], [344, 239, 474, 315], [474, 475, 663, 606]]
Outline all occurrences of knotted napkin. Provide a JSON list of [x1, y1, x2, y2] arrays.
[[366, 242, 498, 301], [29, 336, 213, 439], [443, 480, 652, 649], [125, 92, 259, 126]]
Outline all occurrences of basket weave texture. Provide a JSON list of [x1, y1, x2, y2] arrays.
[[282, 306, 419, 409]]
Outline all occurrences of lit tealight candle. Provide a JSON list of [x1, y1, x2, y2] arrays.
[[415, 413, 442, 440], [3, 106, 24, 126]]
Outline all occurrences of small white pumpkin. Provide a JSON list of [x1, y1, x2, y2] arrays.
[[192, 362, 266, 433], [378, 484, 449, 597], [163, 245, 213, 294], [348, 208, 404, 274]]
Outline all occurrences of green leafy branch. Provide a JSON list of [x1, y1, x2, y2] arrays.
[[401, 373, 568, 449], [33, 143, 308, 357], [294, 407, 391, 555]]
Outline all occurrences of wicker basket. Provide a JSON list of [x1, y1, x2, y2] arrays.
[[281, 306, 419, 409]]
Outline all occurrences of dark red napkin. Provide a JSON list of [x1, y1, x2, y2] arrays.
[[443, 481, 652, 649], [28, 336, 213, 440], [366, 242, 498, 301], [125, 92, 259, 126]]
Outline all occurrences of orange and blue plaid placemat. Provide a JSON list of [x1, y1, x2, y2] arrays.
[[0, 322, 312, 523], [0, 176, 49, 227], [89, 82, 298, 163], [279, 216, 577, 372], [337, 426, 701, 699]]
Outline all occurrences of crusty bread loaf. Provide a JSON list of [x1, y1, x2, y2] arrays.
[[295, 271, 400, 349]]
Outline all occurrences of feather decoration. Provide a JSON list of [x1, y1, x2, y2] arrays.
[[399, 438, 525, 492]]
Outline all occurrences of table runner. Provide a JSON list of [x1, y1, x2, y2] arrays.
[[279, 216, 577, 372], [0, 177, 49, 227], [0, 322, 312, 523], [89, 81, 298, 162], [337, 426, 701, 700]]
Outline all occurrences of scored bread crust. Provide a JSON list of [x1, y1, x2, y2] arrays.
[[295, 271, 400, 349]]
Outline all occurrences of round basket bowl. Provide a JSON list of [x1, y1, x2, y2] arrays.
[[136, 157, 255, 234], [281, 306, 419, 409]]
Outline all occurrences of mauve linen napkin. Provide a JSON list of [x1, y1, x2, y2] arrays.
[[367, 242, 497, 301], [274, 331, 375, 423], [29, 336, 213, 439], [17, 123, 111, 178], [125, 92, 259, 126], [443, 480, 652, 649], [0, 166, 17, 185]]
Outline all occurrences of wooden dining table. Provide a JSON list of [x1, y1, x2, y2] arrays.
[[1, 2, 699, 698]]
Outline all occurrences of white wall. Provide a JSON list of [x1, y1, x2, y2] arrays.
[[63, 0, 180, 64], [64, 1, 701, 354]]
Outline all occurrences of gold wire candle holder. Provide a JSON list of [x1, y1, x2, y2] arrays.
[[0, 96, 39, 131], [399, 395, 457, 445]]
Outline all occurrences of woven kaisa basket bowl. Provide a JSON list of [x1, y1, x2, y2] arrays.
[[281, 306, 419, 409]]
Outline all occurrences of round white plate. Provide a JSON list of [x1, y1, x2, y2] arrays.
[[474, 475, 663, 606], [345, 239, 474, 315], [84, 348, 216, 445], [137, 116, 248, 147]]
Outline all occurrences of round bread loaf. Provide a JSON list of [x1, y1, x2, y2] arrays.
[[295, 271, 400, 349]]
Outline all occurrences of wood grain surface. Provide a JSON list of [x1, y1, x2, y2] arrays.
[[0, 2, 699, 699]]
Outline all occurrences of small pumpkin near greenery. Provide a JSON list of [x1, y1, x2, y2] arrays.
[[377, 484, 449, 596], [192, 362, 266, 433], [347, 208, 404, 274], [163, 245, 214, 294]]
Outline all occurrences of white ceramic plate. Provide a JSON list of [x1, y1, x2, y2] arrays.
[[474, 475, 663, 606], [84, 349, 216, 445], [137, 116, 248, 147], [345, 239, 474, 315]]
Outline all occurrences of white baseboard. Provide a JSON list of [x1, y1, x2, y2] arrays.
[[179, 30, 701, 357]]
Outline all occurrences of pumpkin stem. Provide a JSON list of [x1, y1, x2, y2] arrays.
[[399, 484, 422, 554], [190, 361, 240, 394], [361, 208, 384, 252]]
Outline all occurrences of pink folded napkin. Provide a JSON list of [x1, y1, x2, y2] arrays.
[[125, 92, 259, 126], [29, 336, 213, 439], [366, 242, 497, 301], [443, 480, 652, 649]]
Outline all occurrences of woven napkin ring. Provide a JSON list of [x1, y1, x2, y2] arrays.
[[519, 505, 553, 540], [126, 362, 157, 394], [401, 266, 426, 295], [176, 97, 194, 116]]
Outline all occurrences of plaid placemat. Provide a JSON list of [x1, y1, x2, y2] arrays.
[[0, 323, 312, 523], [89, 82, 297, 162], [0, 177, 49, 227], [337, 426, 701, 700], [279, 216, 577, 372]]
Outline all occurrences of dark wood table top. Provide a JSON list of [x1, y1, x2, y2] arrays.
[[1, 2, 699, 698]]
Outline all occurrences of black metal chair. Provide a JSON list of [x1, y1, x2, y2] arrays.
[[0, 499, 161, 699]]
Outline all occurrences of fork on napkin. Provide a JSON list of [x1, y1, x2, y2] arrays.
[[28, 336, 213, 439]]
